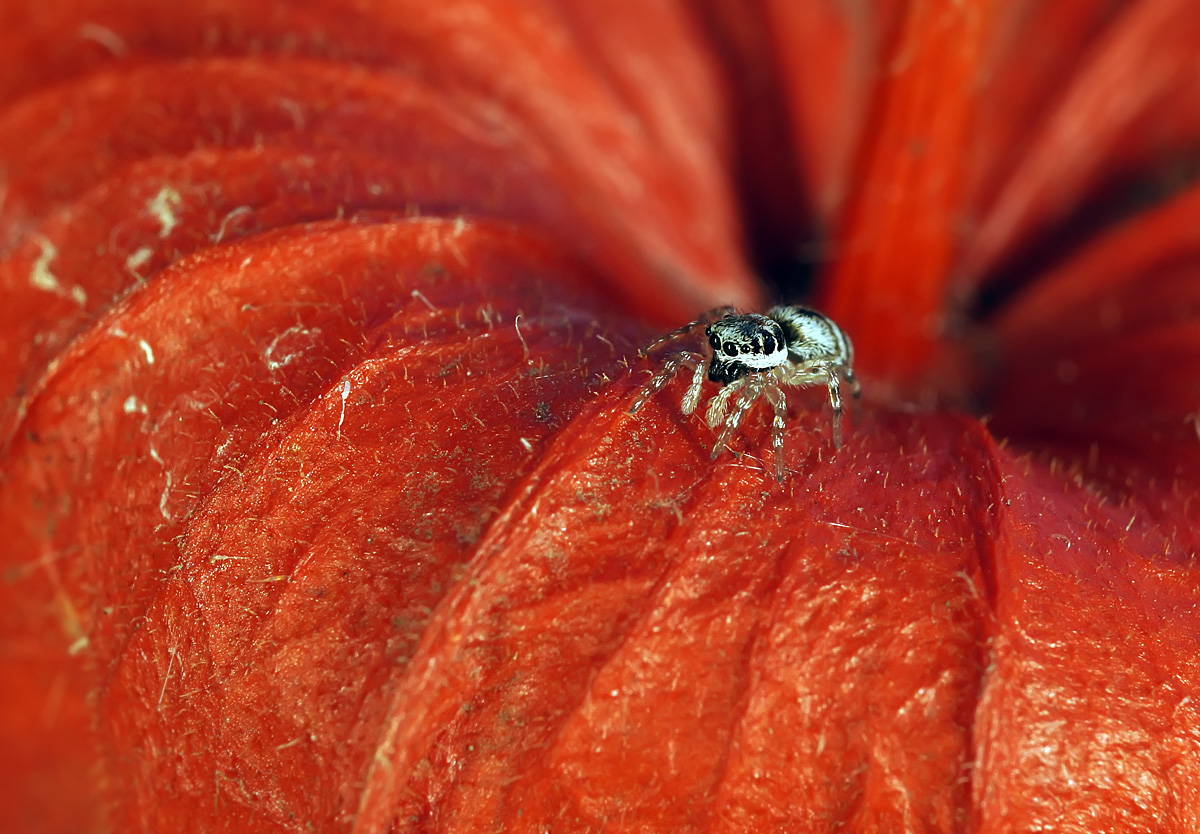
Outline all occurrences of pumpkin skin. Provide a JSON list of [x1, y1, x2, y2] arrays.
[[3, 3, 1200, 834]]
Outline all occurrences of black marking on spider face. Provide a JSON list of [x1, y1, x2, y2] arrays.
[[705, 314, 786, 385]]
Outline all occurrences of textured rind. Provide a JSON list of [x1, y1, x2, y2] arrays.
[[0, 217, 640, 832], [12, 264, 1200, 831], [0, 14, 756, 824], [5, 2, 1200, 833], [355, 407, 999, 833]]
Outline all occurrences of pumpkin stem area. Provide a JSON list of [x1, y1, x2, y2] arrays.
[[820, 0, 995, 405]]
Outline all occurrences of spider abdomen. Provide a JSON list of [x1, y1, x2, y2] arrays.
[[767, 305, 854, 367]]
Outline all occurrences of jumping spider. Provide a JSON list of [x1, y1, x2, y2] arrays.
[[629, 305, 860, 482]]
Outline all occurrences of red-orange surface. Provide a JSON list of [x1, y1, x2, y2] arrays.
[[3, 2, 1200, 833]]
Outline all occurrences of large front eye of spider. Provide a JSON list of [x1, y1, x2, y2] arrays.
[[723, 343, 737, 357]]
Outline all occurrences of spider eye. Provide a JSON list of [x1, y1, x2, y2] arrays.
[[723, 344, 737, 357], [763, 334, 776, 354], [708, 334, 720, 349]]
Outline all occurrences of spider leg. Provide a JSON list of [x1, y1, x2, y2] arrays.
[[638, 305, 737, 355], [765, 386, 789, 482], [711, 377, 765, 460], [629, 352, 692, 414], [825, 367, 844, 449], [705, 376, 746, 427], [681, 356, 709, 415], [844, 366, 862, 400]]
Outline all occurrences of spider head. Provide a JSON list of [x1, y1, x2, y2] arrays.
[[705, 314, 788, 385]]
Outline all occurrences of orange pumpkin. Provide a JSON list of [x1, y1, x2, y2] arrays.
[[2, 3, 1199, 832]]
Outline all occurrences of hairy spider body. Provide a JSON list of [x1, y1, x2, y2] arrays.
[[629, 305, 859, 482]]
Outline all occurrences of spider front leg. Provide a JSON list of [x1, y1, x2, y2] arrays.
[[764, 386, 789, 482], [681, 356, 709, 415], [629, 352, 696, 414], [824, 367, 844, 449], [638, 305, 736, 356], [710, 377, 766, 460]]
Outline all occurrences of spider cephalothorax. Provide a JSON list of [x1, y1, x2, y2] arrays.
[[629, 305, 859, 482]]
